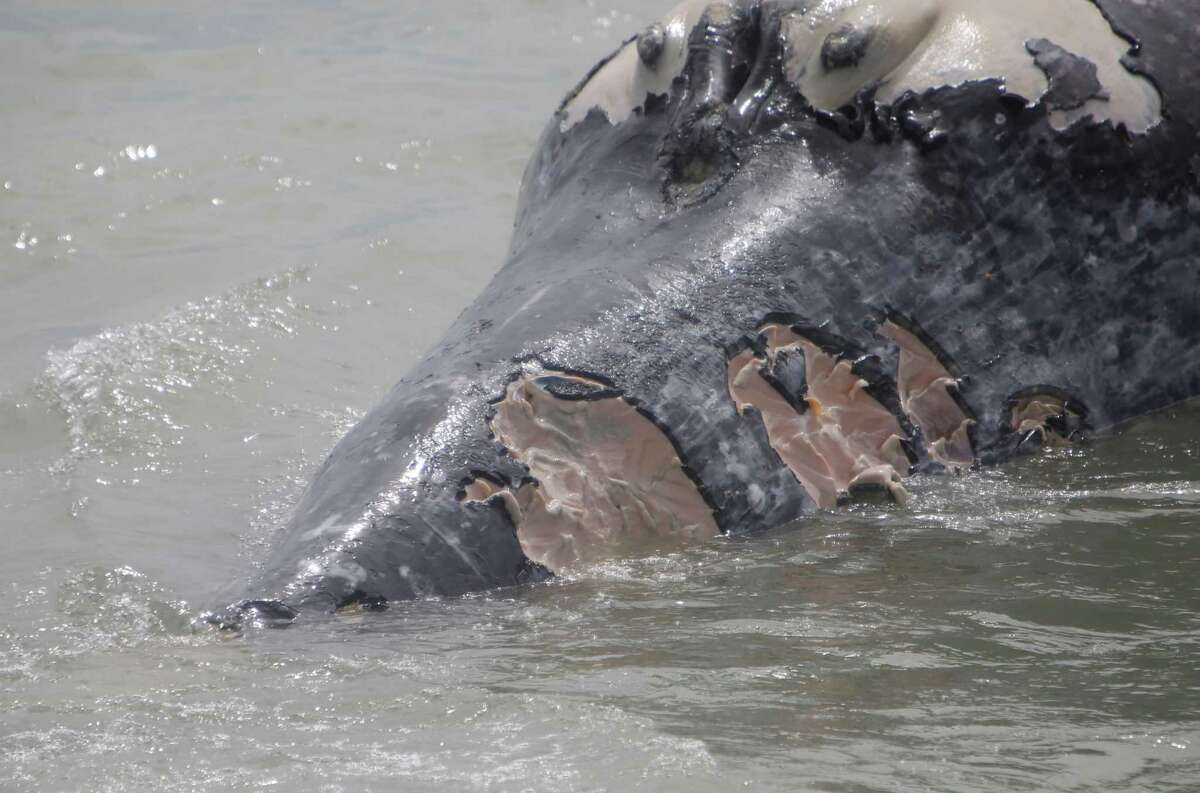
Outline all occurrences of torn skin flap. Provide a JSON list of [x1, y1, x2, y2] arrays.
[[1007, 388, 1090, 445], [729, 324, 910, 510], [878, 318, 976, 470], [463, 371, 718, 573]]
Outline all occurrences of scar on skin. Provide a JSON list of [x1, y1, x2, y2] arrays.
[[877, 314, 976, 470], [728, 323, 911, 509], [459, 371, 718, 573]]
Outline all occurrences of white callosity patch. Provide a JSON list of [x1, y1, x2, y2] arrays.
[[563, 0, 1161, 135], [462, 372, 718, 572], [783, 0, 1162, 133], [783, 0, 942, 110], [728, 324, 911, 509], [561, 0, 715, 130], [879, 320, 975, 469]]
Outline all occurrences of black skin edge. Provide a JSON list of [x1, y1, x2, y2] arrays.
[[870, 306, 983, 466], [788, 323, 920, 469], [532, 374, 622, 402], [455, 469, 510, 502], [1086, 0, 1170, 119], [756, 310, 814, 334], [1006, 385, 1092, 421], [516, 558, 554, 585], [531, 360, 725, 528], [1025, 38, 1108, 112], [456, 480, 555, 585], [813, 84, 882, 143], [615, 392, 725, 528], [723, 332, 769, 361], [789, 324, 868, 361], [976, 385, 1092, 465], [766, 346, 808, 405], [746, 312, 919, 468], [869, 101, 898, 143], [558, 34, 638, 115], [873, 307, 970, 385], [844, 479, 898, 504], [203, 599, 300, 632], [757, 355, 812, 418], [814, 103, 868, 142]]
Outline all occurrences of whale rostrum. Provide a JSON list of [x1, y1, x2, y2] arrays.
[[209, 0, 1200, 627]]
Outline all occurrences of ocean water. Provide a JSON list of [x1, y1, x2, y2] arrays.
[[1, 1, 1198, 791]]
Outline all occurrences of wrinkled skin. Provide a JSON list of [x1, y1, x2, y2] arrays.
[[214, 0, 1200, 626]]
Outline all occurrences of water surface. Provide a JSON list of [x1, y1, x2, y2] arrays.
[[2, 2, 1198, 790]]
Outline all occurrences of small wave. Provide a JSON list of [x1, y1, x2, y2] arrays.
[[38, 268, 311, 462], [55, 565, 195, 645], [0, 566, 197, 688]]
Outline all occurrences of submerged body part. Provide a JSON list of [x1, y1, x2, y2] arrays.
[[214, 0, 1200, 626]]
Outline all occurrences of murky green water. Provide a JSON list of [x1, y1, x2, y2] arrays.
[[2, 2, 1197, 791]]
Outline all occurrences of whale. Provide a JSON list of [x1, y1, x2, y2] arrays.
[[212, 0, 1200, 626]]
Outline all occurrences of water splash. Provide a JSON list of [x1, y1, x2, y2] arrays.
[[38, 268, 311, 462]]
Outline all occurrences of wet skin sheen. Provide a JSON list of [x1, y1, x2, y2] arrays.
[[215, 0, 1200, 625]]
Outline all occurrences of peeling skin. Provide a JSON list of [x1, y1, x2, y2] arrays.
[[1009, 391, 1084, 445], [879, 319, 975, 469], [462, 371, 718, 572], [728, 324, 910, 509], [461, 475, 504, 502], [781, 0, 1161, 132]]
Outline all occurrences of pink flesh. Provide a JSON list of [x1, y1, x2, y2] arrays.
[[879, 320, 975, 469], [462, 372, 718, 572], [1009, 393, 1079, 445], [728, 325, 910, 508]]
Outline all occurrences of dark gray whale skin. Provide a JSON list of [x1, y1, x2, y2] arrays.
[[216, 0, 1200, 624]]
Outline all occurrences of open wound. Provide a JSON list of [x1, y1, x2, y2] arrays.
[[1006, 387, 1090, 449], [727, 322, 913, 509], [877, 314, 976, 470], [459, 370, 718, 573]]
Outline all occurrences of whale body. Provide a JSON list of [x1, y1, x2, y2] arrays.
[[215, 0, 1200, 625]]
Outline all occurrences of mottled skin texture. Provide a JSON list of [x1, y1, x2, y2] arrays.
[[222, 0, 1200, 623]]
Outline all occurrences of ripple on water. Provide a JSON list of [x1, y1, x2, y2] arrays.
[[38, 268, 311, 464]]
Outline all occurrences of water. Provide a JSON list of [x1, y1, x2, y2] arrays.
[[2, 2, 1198, 790]]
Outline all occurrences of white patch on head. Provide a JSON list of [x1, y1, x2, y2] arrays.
[[783, 0, 1162, 133], [461, 370, 718, 572], [561, 0, 1162, 134], [561, 0, 714, 130]]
